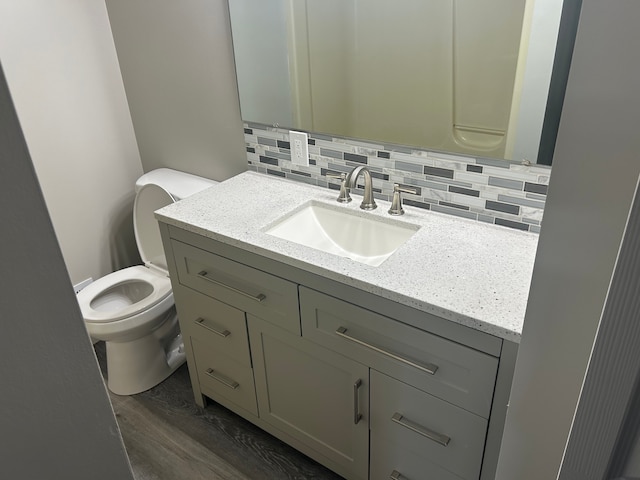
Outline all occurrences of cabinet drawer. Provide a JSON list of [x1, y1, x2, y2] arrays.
[[370, 370, 487, 480], [300, 287, 498, 417], [171, 239, 300, 335], [191, 337, 258, 416], [174, 286, 250, 367], [370, 438, 463, 480]]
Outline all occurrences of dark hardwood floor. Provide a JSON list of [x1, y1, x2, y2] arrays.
[[94, 342, 343, 480]]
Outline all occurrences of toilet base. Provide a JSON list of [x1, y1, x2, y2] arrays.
[[104, 326, 186, 395]]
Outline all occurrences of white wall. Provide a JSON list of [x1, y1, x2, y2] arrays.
[[105, 0, 247, 181], [495, 0, 640, 477], [0, 0, 144, 286], [0, 61, 134, 480]]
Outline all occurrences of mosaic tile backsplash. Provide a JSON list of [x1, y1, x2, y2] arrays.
[[244, 123, 550, 234]]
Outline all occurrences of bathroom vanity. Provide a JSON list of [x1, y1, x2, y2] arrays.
[[156, 172, 537, 480]]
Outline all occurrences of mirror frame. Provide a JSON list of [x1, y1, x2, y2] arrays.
[[537, 0, 583, 166]]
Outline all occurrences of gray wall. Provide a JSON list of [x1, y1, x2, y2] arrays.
[[624, 427, 640, 477], [495, 0, 640, 477], [0, 0, 248, 286], [0, 0, 144, 286], [105, 0, 247, 182], [557, 178, 640, 478], [0, 63, 133, 479]]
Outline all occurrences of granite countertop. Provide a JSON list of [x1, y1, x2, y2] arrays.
[[155, 171, 538, 343]]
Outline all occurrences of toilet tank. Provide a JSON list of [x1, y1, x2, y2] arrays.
[[135, 168, 218, 200], [134, 169, 218, 273]]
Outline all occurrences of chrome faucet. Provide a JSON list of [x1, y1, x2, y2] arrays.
[[326, 171, 352, 203], [388, 183, 419, 216], [346, 166, 377, 210]]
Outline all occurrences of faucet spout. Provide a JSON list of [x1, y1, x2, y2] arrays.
[[346, 166, 377, 210]]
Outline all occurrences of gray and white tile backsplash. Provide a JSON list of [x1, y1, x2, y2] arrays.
[[244, 123, 550, 234]]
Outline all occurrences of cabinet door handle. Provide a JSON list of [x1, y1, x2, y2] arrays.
[[197, 270, 266, 302], [391, 412, 450, 446], [205, 368, 239, 389], [195, 317, 230, 338], [335, 327, 438, 376], [390, 471, 409, 480], [353, 379, 363, 425]]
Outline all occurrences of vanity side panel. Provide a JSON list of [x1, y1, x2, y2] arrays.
[[159, 222, 206, 407], [480, 339, 518, 480]]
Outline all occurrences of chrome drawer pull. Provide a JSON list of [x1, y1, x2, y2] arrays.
[[195, 318, 230, 338], [353, 379, 363, 425], [391, 412, 450, 447], [335, 327, 438, 376], [390, 471, 408, 480], [197, 270, 266, 302], [205, 368, 239, 389]]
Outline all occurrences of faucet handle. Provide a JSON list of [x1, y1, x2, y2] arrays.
[[388, 184, 419, 216], [326, 172, 352, 203]]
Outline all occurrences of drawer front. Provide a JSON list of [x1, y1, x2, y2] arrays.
[[370, 438, 463, 480], [172, 239, 300, 335], [174, 286, 250, 367], [300, 286, 498, 417], [370, 370, 487, 480], [191, 337, 258, 416]]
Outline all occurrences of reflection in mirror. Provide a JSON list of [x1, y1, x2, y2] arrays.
[[229, 0, 566, 165]]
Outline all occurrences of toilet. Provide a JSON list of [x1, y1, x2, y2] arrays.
[[78, 168, 217, 395]]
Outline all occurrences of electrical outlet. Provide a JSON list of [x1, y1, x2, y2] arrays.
[[289, 131, 309, 166]]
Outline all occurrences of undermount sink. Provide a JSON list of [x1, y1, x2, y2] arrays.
[[265, 201, 420, 266]]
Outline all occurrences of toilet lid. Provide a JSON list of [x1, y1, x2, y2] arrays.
[[78, 266, 172, 322], [134, 184, 175, 273]]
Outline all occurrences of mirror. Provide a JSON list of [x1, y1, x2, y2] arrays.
[[229, 0, 571, 165]]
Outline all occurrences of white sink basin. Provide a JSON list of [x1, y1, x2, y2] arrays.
[[265, 201, 419, 266]]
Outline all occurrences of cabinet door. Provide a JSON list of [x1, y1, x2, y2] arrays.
[[248, 315, 369, 480]]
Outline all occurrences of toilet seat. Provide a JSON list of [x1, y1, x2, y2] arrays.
[[78, 265, 171, 323]]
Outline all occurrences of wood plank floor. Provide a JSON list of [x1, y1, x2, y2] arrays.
[[95, 343, 343, 480]]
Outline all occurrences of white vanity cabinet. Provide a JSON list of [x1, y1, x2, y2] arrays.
[[159, 223, 518, 480]]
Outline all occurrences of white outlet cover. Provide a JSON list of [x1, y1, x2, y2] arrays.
[[289, 130, 309, 166]]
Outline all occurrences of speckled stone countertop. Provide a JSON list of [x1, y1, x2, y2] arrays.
[[155, 171, 538, 343]]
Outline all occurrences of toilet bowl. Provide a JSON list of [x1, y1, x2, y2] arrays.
[[78, 168, 217, 395]]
